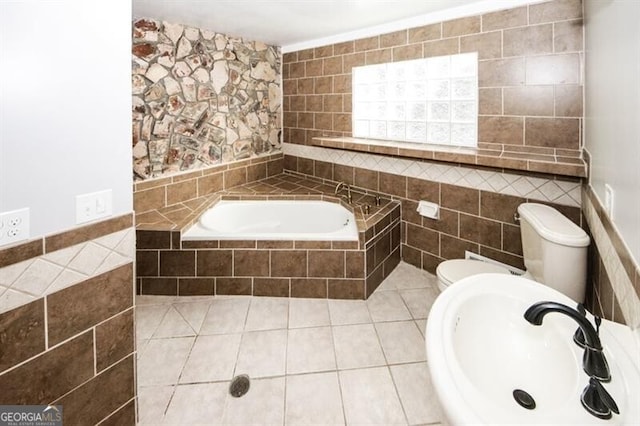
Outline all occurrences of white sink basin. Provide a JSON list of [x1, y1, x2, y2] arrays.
[[426, 273, 640, 425]]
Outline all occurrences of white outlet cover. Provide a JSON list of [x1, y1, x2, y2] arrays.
[[0, 208, 30, 246]]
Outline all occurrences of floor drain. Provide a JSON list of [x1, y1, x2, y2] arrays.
[[513, 389, 536, 410], [229, 374, 250, 398]]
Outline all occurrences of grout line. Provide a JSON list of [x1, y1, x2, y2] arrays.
[[92, 327, 97, 376], [44, 296, 49, 350]]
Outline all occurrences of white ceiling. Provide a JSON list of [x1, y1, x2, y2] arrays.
[[133, 0, 523, 51]]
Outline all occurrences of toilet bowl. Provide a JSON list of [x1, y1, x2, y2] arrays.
[[436, 259, 511, 292], [435, 203, 590, 301]]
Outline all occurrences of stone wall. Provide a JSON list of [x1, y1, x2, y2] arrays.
[[132, 19, 282, 180]]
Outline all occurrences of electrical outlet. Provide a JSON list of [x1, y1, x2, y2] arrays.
[[0, 208, 30, 246], [76, 190, 113, 224]]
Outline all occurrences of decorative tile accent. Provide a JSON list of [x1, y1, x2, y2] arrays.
[[0, 228, 135, 314], [283, 143, 581, 207], [10, 260, 64, 298]]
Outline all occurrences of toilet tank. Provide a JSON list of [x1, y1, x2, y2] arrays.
[[517, 203, 590, 302]]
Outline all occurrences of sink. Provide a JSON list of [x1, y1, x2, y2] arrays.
[[426, 273, 640, 425]]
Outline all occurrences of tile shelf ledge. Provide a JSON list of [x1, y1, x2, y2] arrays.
[[312, 137, 587, 178]]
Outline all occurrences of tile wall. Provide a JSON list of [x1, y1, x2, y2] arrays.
[[0, 215, 136, 425], [134, 153, 284, 215], [583, 185, 640, 327], [278, 0, 591, 287], [133, 19, 282, 180], [137, 226, 398, 300], [284, 151, 582, 273], [282, 0, 584, 162]]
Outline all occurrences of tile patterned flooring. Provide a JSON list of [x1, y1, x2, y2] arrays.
[[136, 262, 444, 425]]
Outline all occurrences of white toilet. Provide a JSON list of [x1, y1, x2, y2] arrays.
[[436, 203, 591, 302]]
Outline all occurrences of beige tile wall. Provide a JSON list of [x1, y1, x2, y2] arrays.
[[282, 0, 584, 163]]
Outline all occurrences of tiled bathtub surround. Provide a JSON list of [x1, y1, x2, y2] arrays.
[[282, 0, 585, 177], [284, 153, 582, 273], [133, 19, 282, 180], [583, 186, 640, 328], [136, 174, 401, 299], [0, 215, 136, 425]]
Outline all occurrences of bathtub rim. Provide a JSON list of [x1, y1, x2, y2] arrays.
[[182, 198, 360, 241]]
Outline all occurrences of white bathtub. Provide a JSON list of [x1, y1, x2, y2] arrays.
[[182, 200, 359, 241]]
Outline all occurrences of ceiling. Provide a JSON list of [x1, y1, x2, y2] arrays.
[[133, 0, 492, 50]]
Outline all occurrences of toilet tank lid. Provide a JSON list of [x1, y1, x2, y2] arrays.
[[517, 203, 590, 247]]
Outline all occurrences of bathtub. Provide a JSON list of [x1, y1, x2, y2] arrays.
[[182, 200, 359, 241]]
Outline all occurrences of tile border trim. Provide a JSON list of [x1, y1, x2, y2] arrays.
[[0, 213, 134, 269], [283, 142, 582, 208], [582, 184, 640, 328], [313, 137, 586, 178]]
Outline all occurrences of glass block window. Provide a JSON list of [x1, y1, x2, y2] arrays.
[[352, 52, 478, 147]]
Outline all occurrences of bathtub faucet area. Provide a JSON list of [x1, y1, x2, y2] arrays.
[[335, 182, 352, 204]]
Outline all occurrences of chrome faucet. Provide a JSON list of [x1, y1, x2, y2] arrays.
[[335, 182, 352, 204], [524, 301, 611, 382]]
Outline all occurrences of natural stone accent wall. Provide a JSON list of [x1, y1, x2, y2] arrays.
[[132, 18, 282, 180]]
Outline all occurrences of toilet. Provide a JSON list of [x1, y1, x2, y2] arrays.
[[436, 203, 591, 302], [436, 259, 511, 293]]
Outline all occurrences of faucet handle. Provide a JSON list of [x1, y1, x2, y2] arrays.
[[573, 304, 602, 348], [573, 303, 587, 348], [581, 377, 619, 420], [583, 346, 611, 382]]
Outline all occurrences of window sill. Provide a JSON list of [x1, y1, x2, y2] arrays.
[[311, 137, 587, 178]]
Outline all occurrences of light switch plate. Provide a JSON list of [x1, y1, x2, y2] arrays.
[[76, 190, 113, 224]]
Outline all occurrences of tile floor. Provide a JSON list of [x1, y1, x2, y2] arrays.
[[136, 261, 444, 425]]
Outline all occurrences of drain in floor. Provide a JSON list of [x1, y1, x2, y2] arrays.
[[229, 374, 250, 398], [513, 389, 536, 410]]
